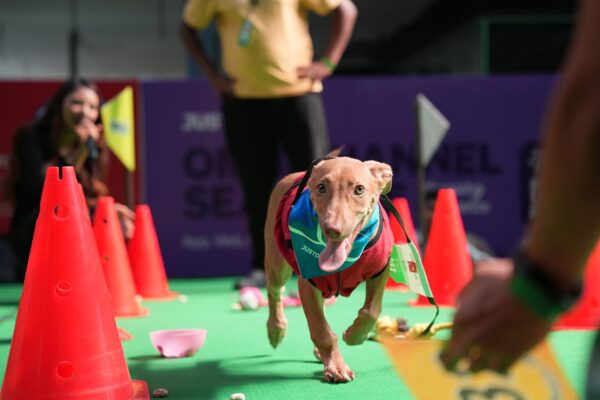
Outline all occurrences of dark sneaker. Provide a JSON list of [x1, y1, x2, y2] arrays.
[[234, 270, 266, 289]]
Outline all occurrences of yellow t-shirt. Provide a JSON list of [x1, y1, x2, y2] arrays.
[[183, 0, 342, 98]]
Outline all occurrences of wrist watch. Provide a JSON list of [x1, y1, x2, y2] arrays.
[[510, 246, 582, 322]]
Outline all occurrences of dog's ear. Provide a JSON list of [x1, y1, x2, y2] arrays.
[[364, 161, 393, 195], [325, 146, 344, 158]]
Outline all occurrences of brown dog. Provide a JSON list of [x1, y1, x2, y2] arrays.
[[264, 156, 394, 383]]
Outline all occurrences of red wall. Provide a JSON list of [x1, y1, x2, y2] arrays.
[[0, 80, 141, 235]]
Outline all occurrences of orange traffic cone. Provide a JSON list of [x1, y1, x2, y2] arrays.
[[554, 241, 600, 330], [0, 166, 148, 400], [80, 187, 138, 335], [386, 197, 421, 291], [414, 188, 472, 307], [127, 204, 178, 300], [93, 196, 148, 317], [77, 183, 92, 224]]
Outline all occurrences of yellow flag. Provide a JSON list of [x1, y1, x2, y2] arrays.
[[101, 86, 136, 171]]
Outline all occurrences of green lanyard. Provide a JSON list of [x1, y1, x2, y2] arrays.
[[238, 0, 259, 47]]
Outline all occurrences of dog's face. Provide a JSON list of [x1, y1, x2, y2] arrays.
[[307, 157, 393, 272]]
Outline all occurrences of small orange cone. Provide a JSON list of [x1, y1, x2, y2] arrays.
[[127, 204, 178, 301], [554, 241, 600, 330], [414, 188, 472, 307], [0, 166, 148, 400], [386, 197, 420, 291], [80, 187, 137, 336], [93, 196, 148, 317]]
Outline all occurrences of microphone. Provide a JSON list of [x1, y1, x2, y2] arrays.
[[86, 137, 99, 160]]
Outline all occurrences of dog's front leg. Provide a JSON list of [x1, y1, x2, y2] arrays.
[[343, 264, 390, 345], [298, 277, 355, 383], [265, 259, 292, 348]]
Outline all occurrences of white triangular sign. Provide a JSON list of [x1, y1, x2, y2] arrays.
[[417, 94, 450, 167]]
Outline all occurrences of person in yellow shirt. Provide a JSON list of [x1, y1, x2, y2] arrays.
[[180, 0, 357, 289]]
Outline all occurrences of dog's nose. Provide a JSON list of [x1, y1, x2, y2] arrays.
[[324, 227, 342, 240]]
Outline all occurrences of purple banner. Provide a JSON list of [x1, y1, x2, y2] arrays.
[[142, 76, 556, 277]]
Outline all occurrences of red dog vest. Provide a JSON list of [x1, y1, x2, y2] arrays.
[[274, 183, 394, 298]]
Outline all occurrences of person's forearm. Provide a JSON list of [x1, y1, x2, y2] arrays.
[[179, 22, 218, 78], [322, 0, 357, 65], [527, 0, 600, 290]]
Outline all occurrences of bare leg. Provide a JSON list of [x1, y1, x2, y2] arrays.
[[298, 277, 355, 383], [343, 264, 389, 345]]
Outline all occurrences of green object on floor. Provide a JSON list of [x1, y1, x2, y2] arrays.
[[0, 279, 595, 399]]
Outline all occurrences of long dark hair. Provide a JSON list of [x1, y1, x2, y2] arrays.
[[9, 78, 110, 201], [34, 78, 104, 138]]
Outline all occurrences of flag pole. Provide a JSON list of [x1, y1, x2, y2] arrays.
[[415, 97, 428, 241], [126, 171, 135, 209], [414, 94, 450, 243]]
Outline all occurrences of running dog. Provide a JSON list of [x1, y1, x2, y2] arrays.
[[264, 156, 394, 383]]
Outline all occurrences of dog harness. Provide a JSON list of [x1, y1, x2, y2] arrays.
[[288, 189, 380, 280], [274, 175, 394, 298]]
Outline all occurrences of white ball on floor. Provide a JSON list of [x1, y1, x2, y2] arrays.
[[177, 294, 189, 303], [239, 287, 262, 310], [230, 393, 245, 400], [152, 388, 169, 397]]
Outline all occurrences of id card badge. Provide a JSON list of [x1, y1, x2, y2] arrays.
[[238, 19, 253, 47]]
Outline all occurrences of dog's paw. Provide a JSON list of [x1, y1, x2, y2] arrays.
[[266, 318, 287, 348], [343, 310, 377, 345], [342, 328, 369, 346], [323, 363, 355, 383], [313, 347, 323, 363]]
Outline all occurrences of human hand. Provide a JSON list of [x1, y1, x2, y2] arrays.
[[115, 203, 135, 240], [297, 61, 333, 81], [207, 72, 236, 97], [439, 258, 552, 374], [74, 119, 103, 143]]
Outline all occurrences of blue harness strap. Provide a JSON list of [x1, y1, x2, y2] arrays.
[[288, 189, 380, 280]]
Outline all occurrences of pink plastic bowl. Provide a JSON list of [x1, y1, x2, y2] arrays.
[[149, 329, 207, 358]]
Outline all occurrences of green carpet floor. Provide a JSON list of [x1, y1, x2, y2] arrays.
[[0, 278, 596, 399]]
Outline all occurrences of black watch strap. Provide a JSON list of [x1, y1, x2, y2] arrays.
[[510, 247, 582, 322]]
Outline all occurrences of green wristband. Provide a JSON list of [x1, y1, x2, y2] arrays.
[[509, 273, 562, 322], [510, 247, 582, 322], [320, 56, 337, 71]]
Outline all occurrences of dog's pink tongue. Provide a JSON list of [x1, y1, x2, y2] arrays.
[[319, 238, 349, 272]]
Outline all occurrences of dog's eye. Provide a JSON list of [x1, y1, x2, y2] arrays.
[[354, 185, 365, 195], [317, 183, 326, 194]]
